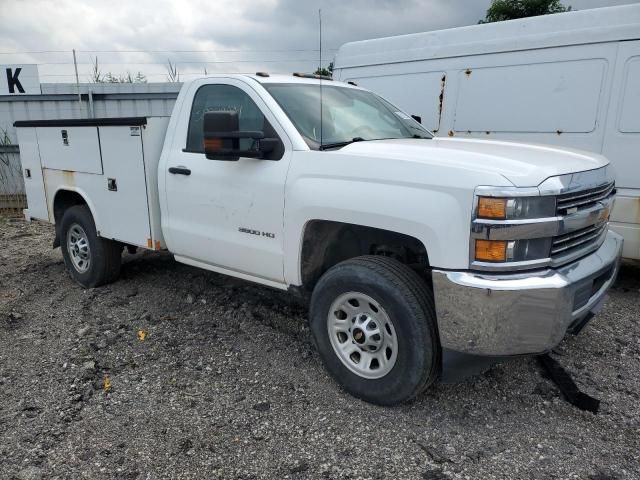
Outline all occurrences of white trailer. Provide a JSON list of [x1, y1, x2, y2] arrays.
[[333, 4, 640, 261]]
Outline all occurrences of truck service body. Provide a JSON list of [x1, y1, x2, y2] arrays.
[[15, 74, 622, 404]]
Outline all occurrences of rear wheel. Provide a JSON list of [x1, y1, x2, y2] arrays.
[[309, 255, 440, 405], [60, 205, 121, 288]]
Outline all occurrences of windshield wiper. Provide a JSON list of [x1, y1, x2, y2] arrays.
[[319, 137, 365, 151], [319, 135, 431, 150]]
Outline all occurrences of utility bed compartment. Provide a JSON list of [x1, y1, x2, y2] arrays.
[[14, 116, 170, 251], [37, 126, 103, 174]]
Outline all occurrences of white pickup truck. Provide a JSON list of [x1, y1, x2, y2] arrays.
[[15, 74, 622, 405]]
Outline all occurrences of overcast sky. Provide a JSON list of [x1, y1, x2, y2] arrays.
[[0, 0, 637, 82]]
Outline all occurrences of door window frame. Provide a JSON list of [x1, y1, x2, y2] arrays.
[[180, 81, 288, 159]]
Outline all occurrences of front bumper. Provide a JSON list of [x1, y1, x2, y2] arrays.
[[432, 230, 623, 356]]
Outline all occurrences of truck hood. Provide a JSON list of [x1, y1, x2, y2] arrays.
[[339, 137, 609, 187]]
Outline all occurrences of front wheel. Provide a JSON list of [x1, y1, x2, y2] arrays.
[[309, 255, 440, 405], [60, 205, 122, 288]]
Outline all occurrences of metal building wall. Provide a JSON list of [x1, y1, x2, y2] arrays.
[[0, 82, 180, 206], [0, 82, 180, 142]]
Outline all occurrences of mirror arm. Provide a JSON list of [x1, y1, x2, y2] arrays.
[[204, 131, 264, 140], [206, 149, 263, 160]]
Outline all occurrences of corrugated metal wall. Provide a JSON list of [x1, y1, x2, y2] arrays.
[[0, 82, 180, 142], [0, 82, 181, 205]]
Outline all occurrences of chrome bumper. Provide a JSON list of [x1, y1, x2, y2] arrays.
[[432, 230, 623, 356]]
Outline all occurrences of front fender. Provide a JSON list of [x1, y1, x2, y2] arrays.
[[283, 176, 474, 286]]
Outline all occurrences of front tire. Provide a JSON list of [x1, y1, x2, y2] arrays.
[[309, 255, 440, 405], [60, 205, 121, 288]]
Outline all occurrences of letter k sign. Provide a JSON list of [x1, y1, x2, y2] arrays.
[[6, 68, 25, 93], [1, 65, 39, 94]]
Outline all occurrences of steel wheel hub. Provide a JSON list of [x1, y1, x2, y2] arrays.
[[67, 223, 91, 274], [327, 292, 398, 379]]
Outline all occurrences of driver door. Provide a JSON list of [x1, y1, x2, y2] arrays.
[[163, 80, 291, 285]]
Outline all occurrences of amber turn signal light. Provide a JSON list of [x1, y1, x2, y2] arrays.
[[475, 239, 507, 262], [477, 197, 507, 219], [204, 138, 224, 150]]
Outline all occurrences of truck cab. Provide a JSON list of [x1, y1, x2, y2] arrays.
[[15, 74, 623, 405]]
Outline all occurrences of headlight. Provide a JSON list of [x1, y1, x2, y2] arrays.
[[472, 192, 557, 268], [474, 238, 553, 263], [477, 196, 556, 220]]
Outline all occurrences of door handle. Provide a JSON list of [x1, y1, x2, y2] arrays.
[[169, 166, 191, 176]]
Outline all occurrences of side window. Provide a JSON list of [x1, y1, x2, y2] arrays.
[[186, 84, 280, 154]]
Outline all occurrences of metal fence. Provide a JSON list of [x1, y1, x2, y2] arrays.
[[0, 146, 25, 215], [0, 82, 181, 214]]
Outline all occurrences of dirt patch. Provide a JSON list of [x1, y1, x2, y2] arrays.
[[1, 218, 639, 479]]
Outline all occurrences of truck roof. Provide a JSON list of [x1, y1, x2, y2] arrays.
[[182, 73, 359, 88], [334, 4, 640, 70]]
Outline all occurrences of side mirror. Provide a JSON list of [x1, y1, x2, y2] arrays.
[[411, 114, 422, 124], [203, 111, 265, 161], [258, 137, 279, 155]]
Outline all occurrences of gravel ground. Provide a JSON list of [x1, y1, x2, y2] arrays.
[[1, 216, 639, 480]]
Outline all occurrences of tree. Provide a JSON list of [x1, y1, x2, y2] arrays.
[[314, 61, 333, 78], [103, 72, 147, 83], [90, 56, 103, 83], [89, 57, 147, 83], [165, 59, 180, 83], [480, 0, 571, 23]]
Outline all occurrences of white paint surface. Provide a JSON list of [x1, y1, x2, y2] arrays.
[[15, 74, 623, 289]]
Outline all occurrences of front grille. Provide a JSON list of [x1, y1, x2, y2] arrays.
[[556, 182, 615, 214], [551, 222, 607, 258], [550, 181, 614, 264]]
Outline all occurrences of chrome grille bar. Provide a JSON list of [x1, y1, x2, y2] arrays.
[[556, 182, 615, 212], [551, 223, 607, 256]]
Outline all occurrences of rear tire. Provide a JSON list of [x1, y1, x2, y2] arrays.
[[60, 205, 121, 288], [309, 255, 440, 405]]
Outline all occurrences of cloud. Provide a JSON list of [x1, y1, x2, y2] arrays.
[[0, 0, 635, 82]]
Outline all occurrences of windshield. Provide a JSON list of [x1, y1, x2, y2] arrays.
[[264, 83, 432, 150]]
